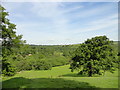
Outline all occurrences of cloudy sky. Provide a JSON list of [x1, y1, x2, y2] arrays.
[[2, 2, 118, 45]]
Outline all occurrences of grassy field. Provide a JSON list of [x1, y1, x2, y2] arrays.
[[2, 65, 118, 88]]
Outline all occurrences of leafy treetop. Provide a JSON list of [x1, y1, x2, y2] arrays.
[[70, 36, 118, 77]]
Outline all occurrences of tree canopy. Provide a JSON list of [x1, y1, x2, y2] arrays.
[[70, 36, 118, 77], [0, 5, 25, 76]]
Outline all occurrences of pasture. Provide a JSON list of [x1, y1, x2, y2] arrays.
[[2, 65, 118, 88]]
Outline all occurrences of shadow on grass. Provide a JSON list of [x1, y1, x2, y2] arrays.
[[2, 77, 97, 88]]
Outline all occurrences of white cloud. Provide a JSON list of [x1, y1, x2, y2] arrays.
[[31, 2, 63, 18], [73, 3, 117, 19], [3, 2, 118, 45], [15, 7, 118, 44], [71, 19, 117, 34], [2, 2, 23, 12], [88, 14, 118, 25], [62, 5, 84, 13]]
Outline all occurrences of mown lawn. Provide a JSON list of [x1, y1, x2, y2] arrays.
[[2, 65, 118, 88]]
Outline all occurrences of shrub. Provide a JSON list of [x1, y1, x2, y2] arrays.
[[32, 60, 52, 70], [2, 60, 16, 76]]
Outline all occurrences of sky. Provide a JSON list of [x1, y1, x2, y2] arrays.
[[2, 2, 118, 45]]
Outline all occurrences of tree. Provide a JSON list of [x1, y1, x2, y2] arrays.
[[70, 36, 118, 77], [0, 5, 25, 76]]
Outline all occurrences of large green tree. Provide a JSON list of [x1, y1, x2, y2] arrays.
[[0, 5, 25, 76], [70, 36, 118, 77]]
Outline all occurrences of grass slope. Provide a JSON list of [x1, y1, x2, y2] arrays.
[[2, 65, 118, 88]]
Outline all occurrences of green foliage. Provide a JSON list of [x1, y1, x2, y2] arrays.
[[25, 55, 52, 70], [42, 56, 69, 67], [7, 44, 74, 72], [2, 60, 16, 76], [9, 54, 69, 71], [1, 5, 25, 76], [70, 36, 118, 77], [15, 59, 52, 71], [32, 60, 52, 70]]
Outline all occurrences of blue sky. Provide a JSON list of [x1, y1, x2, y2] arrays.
[[2, 2, 118, 45]]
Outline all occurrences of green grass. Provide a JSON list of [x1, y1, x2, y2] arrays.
[[2, 65, 118, 88]]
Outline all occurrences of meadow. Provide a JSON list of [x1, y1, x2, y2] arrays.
[[2, 65, 118, 88]]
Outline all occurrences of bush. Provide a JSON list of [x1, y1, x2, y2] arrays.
[[4, 46, 71, 73], [43, 56, 70, 67], [14, 55, 52, 71], [15, 60, 32, 71], [2, 60, 16, 76], [32, 60, 52, 70]]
